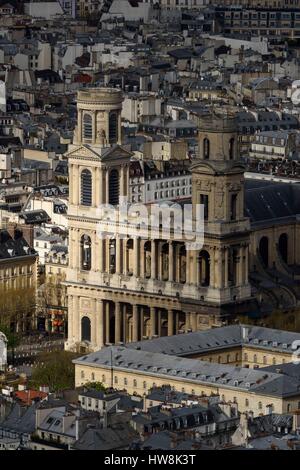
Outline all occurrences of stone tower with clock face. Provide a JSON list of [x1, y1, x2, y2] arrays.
[[190, 114, 252, 317]]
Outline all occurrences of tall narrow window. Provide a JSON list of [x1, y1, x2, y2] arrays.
[[200, 194, 209, 220], [109, 239, 116, 274], [109, 112, 118, 143], [81, 235, 91, 271], [230, 194, 237, 221], [203, 138, 210, 160], [81, 316, 91, 342], [83, 114, 92, 140], [229, 137, 235, 160], [81, 169, 92, 206], [109, 169, 119, 205]]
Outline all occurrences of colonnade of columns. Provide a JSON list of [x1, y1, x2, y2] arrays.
[[70, 230, 249, 290], [68, 295, 202, 349]]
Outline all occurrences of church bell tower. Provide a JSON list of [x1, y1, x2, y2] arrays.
[[191, 114, 252, 315]]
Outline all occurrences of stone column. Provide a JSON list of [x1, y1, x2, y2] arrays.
[[105, 301, 110, 344], [95, 166, 100, 207], [157, 309, 161, 336], [92, 299, 97, 346], [168, 309, 173, 336], [175, 245, 180, 283], [74, 165, 79, 206], [68, 294, 73, 343], [106, 239, 111, 274], [238, 247, 243, 285], [69, 164, 73, 204], [191, 312, 197, 331], [74, 295, 80, 344], [99, 238, 104, 273], [245, 245, 249, 284], [115, 302, 121, 343], [96, 299, 104, 349], [122, 304, 127, 343], [123, 238, 128, 275], [140, 241, 145, 278], [224, 246, 229, 288], [175, 311, 179, 334], [168, 241, 174, 282], [118, 112, 122, 145], [150, 306, 156, 337], [91, 231, 97, 272], [132, 304, 139, 342], [116, 236, 122, 274], [120, 166, 125, 199], [192, 251, 198, 285], [157, 242, 163, 281], [78, 109, 82, 143], [140, 306, 144, 339], [134, 237, 140, 277], [105, 168, 109, 204], [210, 249, 215, 288], [185, 312, 191, 332], [151, 240, 156, 279], [186, 249, 191, 284], [92, 111, 96, 144]]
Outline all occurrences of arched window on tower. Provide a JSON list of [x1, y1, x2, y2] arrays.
[[81, 169, 92, 206], [278, 233, 288, 264], [81, 235, 91, 270], [109, 112, 118, 143], [81, 316, 91, 342], [83, 114, 92, 140], [109, 239, 116, 274], [229, 137, 235, 160], [259, 236, 269, 268], [199, 250, 210, 287], [179, 245, 186, 283], [109, 169, 119, 205], [230, 194, 237, 221], [203, 138, 210, 160]]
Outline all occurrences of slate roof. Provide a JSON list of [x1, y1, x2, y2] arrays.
[[38, 409, 76, 438], [0, 403, 37, 435], [20, 210, 51, 225], [0, 230, 36, 259], [126, 324, 300, 357], [72, 423, 138, 450], [245, 183, 300, 223], [73, 342, 300, 398], [137, 430, 203, 450]]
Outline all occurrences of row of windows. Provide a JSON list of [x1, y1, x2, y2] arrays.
[[154, 179, 191, 190], [80, 371, 295, 412], [244, 353, 281, 365], [154, 187, 191, 200], [0, 266, 32, 277]]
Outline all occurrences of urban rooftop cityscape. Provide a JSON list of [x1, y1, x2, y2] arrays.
[[3, 0, 300, 457]]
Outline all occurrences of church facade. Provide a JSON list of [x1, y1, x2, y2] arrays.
[[65, 87, 258, 353]]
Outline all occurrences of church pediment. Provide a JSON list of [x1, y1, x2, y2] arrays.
[[100, 145, 133, 162], [64, 145, 102, 161], [65, 144, 133, 163]]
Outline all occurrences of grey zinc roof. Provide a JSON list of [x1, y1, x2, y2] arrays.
[[0, 403, 37, 435], [73, 423, 138, 451], [126, 324, 300, 356], [38, 409, 76, 438], [73, 345, 300, 398]]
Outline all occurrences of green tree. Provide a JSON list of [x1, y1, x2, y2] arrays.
[[30, 351, 79, 392], [83, 381, 106, 392]]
